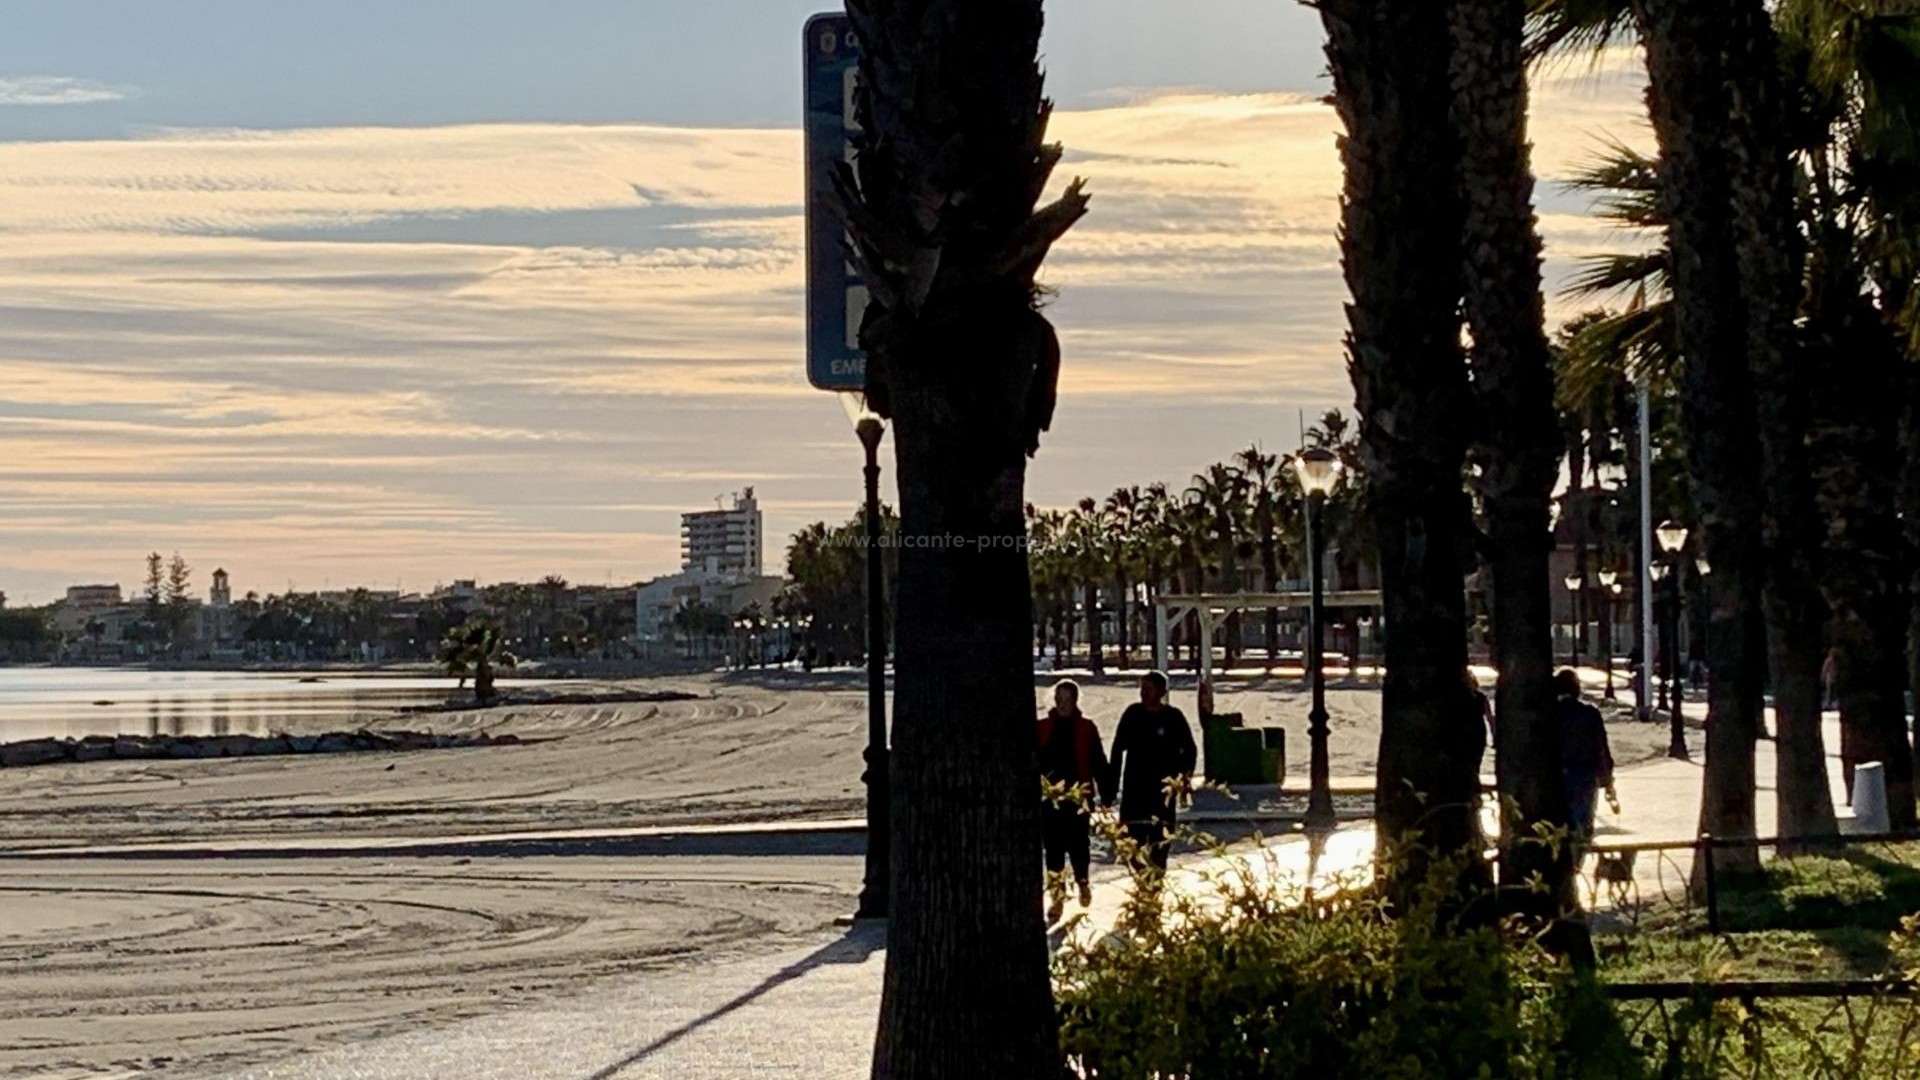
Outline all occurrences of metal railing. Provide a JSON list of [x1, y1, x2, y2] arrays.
[[1580, 828, 1920, 937]]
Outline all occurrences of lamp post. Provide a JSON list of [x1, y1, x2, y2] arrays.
[[1294, 446, 1344, 836], [1597, 569, 1620, 700], [842, 392, 890, 920], [1656, 520, 1690, 759], [1563, 573, 1585, 671]]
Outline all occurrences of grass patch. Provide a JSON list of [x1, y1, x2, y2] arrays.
[[1597, 841, 1920, 983]]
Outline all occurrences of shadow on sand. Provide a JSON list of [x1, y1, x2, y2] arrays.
[[581, 921, 885, 1079]]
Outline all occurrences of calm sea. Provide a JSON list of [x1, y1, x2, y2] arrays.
[[0, 668, 541, 743]]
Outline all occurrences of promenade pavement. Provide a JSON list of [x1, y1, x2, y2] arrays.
[[207, 703, 1860, 1080]]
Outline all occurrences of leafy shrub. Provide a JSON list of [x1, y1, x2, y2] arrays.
[[1054, 826, 1647, 1080], [1052, 823, 1920, 1079]]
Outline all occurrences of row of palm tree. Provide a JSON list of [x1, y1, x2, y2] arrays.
[[1533, 0, 1920, 851], [837, 0, 1918, 1071], [1023, 412, 1370, 672]]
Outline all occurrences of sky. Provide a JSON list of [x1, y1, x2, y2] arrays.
[[0, 1, 1651, 603]]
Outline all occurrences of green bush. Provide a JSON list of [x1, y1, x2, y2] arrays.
[[1053, 826, 1920, 1079], [1054, 831, 1646, 1080]]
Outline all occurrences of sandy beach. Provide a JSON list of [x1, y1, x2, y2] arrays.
[[0, 670, 1673, 1078]]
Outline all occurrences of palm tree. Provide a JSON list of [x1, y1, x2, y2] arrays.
[[1722, 0, 1843, 845], [1134, 481, 1179, 666], [1186, 463, 1247, 669], [1069, 497, 1107, 673], [1025, 504, 1071, 662], [1623, 0, 1772, 875], [1452, 0, 1575, 923], [839, 2, 1089, 1069], [1233, 446, 1288, 665], [1320, 0, 1486, 903], [1782, 0, 1920, 828], [1557, 132, 1846, 838], [1101, 485, 1146, 669], [438, 617, 514, 703]]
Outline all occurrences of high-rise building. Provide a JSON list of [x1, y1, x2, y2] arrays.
[[680, 488, 762, 578]]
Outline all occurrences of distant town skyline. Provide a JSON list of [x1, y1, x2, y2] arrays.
[[0, 3, 1649, 599]]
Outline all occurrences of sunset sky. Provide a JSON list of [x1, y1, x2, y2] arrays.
[[0, 1, 1649, 602]]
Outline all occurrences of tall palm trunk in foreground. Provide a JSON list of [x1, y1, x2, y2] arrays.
[[1722, 0, 1840, 840], [1808, 294, 1915, 828], [1449, 0, 1571, 918], [1904, 354, 1920, 793], [838, 2, 1088, 1076], [1322, 0, 1486, 905], [1635, 0, 1767, 875]]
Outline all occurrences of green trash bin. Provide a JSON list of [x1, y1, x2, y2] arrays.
[[1203, 713, 1284, 785]]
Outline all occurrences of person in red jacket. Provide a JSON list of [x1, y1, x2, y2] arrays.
[[1037, 678, 1112, 921]]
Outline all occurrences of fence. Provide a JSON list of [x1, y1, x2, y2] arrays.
[[1581, 828, 1920, 937], [1601, 979, 1920, 1080]]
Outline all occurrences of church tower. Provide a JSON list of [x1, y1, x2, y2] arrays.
[[210, 568, 231, 608]]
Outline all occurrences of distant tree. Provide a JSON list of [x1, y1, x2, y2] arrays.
[[164, 553, 193, 656], [0, 608, 53, 662], [438, 617, 515, 702], [143, 552, 164, 627]]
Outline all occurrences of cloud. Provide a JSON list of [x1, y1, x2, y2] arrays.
[[0, 76, 128, 107], [0, 67, 1653, 597]]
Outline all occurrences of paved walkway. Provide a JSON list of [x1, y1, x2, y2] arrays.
[[206, 707, 1859, 1080]]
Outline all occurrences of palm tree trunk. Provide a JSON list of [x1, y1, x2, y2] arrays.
[[1722, 0, 1839, 840], [843, 3, 1085, 1074], [1112, 571, 1130, 669], [1261, 534, 1281, 664], [1322, 0, 1486, 907], [1448, 0, 1572, 922], [1905, 361, 1920, 791], [1217, 526, 1240, 669], [1808, 294, 1914, 830], [1636, 0, 1767, 876], [1083, 582, 1103, 674]]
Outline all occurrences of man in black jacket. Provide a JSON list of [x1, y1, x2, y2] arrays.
[[1106, 670, 1197, 880], [1557, 669, 1617, 846]]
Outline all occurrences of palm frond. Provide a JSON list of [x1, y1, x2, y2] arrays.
[[1565, 251, 1671, 300], [1563, 139, 1664, 229], [1555, 305, 1677, 414], [1524, 0, 1637, 66]]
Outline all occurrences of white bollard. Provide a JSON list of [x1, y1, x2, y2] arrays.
[[1848, 761, 1891, 835]]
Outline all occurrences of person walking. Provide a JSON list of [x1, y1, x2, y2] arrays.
[[1556, 669, 1617, 847], [1036, 679, 1110, 922], [1106, 670, 1196, 883]]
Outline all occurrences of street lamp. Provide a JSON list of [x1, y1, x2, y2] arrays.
[[1563, 573, 1585, 670], [1598, 569, 1620, 700], [1650, 522, 1690, 760], [1294, 446, 1344, 836], [841, 391, 890, 920], [1650, 559, 1671, 695]]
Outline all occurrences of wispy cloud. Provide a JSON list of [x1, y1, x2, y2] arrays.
[[0, 76, 128, 107], [0, 71, 1651, 598]]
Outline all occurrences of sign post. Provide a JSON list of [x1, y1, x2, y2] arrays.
[[804, 13, 868, 391]]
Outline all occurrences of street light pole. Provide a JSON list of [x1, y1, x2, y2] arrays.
[[845, 394, 890, 921], [1656, 520, 1691, 760], [1598, 569, 1620, 700], [1294, 447, 1344, 836], [1563, 573, 1585, 672]]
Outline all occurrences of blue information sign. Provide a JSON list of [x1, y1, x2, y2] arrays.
[[804, 13, 868, 391]]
